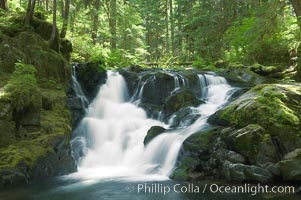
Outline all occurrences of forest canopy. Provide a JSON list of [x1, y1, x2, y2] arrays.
[[1, 0, 301, 68]]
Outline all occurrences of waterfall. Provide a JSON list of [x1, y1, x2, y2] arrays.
[[71, 65, 89, 110], [70, 70, 235, 181]]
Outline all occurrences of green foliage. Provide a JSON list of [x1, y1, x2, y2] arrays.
[[89, 54, 106, 72], [105, 49, 135, 68], [224, 3, 300, 65], [192, 58, 220, 72], [4, 63, 39, 110]]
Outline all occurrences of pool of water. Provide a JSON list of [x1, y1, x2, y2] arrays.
[[0, 177, 299, 200]]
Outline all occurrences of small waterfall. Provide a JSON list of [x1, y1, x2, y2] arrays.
[[71, 65, 89, 110], [174, 76, 180, 89], [70, 70, 235, 181], [140, 74, 233, 176]]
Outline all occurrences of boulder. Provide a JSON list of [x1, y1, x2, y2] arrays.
[[118, 68, 140, 97], [278, 148, 301, 181], [222, 124, 264, 163], [223, 162, 274, 183], [217, 67, 267, 87], [169, 107, 201, 128], [249, 63, 283, 78], [144, 126, 166, 145], [209, 84, 301, 153], [164, 88, 203, 116], [75, 62, 107, 102], [214, 149, 246, 164], [172, 128, 219, 181], [139, 71, 175, 105]]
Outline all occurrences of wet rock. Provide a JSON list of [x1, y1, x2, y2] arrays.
[[223, 162, 274, 183], [139, 71, 175, 105], [214, 149, 246, 164], [278, 148, 301, 181], [118, 68, 140, 97], [164, 88, 203, 117], [144, 126, 166, 145], [169, 107, 201, 128], [75, 62, 107, 102], [222, 124, 264, 163], [217, 67, 267, 87], [249, 63, 283, 78]]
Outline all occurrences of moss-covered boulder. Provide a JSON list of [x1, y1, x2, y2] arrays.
[[209, 84, 301, 152], [164, 88, 203, 116], [0, 31, 69, 82], [217, 67, 268, 87], [249, 63, 283, 78], [222, 124, 264, 163], [171, 128, 219, 181], [144, 126, 166, 145]]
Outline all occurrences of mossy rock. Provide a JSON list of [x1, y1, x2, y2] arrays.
[[217, 68, 267, 87], [209, 84, 301, 152], [223, 124, 264, 163], [249, 63, 283, 78], [164, 88, 203, 116], [0, 120, 15, 148], [60, 38, 73, 61], [144, 126, 166, 145], [183, 129, 217, 154], [171, 157, 199, 180], [0, 36, 26, 73]]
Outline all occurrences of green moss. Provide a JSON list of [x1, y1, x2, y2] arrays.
[[171, 157, 199, 180], [0, 141, 50, 168], [41, 110, 71, 135], [3, 63, 41, 111], [165, 89, 202, 114], [231, 124, 264, 161], [171, 166, 189, 180], [144, 126, 165, 145], [219, 84, 301, 130], [214, 84, 301, 152], [184, 130, 216, 152]]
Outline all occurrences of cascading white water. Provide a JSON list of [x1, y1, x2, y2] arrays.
[[70, 70, 235, 181], [71, 65, 89, 110], [139, 74, 233, 176]]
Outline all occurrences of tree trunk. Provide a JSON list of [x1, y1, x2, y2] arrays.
[[49, 0, 58, 50], [46, 0, 49, 12], [60, 0, 70, 38], [0, 0, 8, 10], [170, 0, 175, 56], [290, 0, 301, 29], [165, 0, 169, 54], [110, 0, 117, 50], [24, 0, 36, 27], [91, 0, 100, 44], [176, 0, 183, 57]]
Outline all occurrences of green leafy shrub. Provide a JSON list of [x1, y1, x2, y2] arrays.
[[106, 50, 134, 68], [89, 54, 106, 72]]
